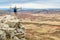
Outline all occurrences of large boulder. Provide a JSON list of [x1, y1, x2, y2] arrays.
[[0, 15, 25, 40]]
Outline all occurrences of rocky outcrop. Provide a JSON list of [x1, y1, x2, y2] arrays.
[[0, 15, 25, 40]]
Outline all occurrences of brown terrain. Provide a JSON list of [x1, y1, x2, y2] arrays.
[[1, 10, 60, 40], [17, 12, 60, 40]]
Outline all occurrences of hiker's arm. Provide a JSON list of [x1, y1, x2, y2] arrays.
[[17, 8, 22, 10], [17, 8, 19, 9], [9, 7, 14, 12], [10, 7, 14, 10]]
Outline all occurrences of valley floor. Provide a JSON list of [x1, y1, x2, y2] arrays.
[[20, 14, 60, 40]]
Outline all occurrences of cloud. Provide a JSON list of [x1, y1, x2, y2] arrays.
[[0, 0, 60, 4], [0, 6, 10, 8], [0, 3, 60, 9], [11, 4, 22, 8], [0, 0, 60, 8], [22, 3, 60, 9]]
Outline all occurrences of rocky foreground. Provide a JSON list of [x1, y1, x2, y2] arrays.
[[0, 15, 25, 40]]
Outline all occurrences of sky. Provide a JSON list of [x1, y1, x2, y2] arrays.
[[0, 0, 60, 9]]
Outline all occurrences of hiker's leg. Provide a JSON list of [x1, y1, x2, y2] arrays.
[[14, 12, 17, 15]]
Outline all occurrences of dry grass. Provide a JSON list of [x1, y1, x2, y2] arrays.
[[21, 14, 60, 40]]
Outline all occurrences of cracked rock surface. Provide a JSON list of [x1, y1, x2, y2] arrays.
[[0, 15, 25, 40]]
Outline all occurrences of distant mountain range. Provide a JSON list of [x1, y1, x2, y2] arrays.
[[6, 8, 60, 12], [0, 8, 60, 14], [0, 8, 60, 12]]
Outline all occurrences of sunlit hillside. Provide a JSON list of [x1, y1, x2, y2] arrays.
[[18, 13, 60, 40]]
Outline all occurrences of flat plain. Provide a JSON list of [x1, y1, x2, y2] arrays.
[[18, 13, 60, 40]]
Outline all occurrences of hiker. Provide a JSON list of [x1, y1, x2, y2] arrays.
[[10, 5, 22, 16], [14, 7, 17, 15]]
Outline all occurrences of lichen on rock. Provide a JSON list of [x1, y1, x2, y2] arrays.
[[0, 15, 25, 40]]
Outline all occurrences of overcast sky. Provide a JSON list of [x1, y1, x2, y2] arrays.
[[0, 0, 60, 9]]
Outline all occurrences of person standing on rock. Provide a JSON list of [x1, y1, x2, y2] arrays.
[[14, 7, 17, 15], [10, 6, 22, 16]]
